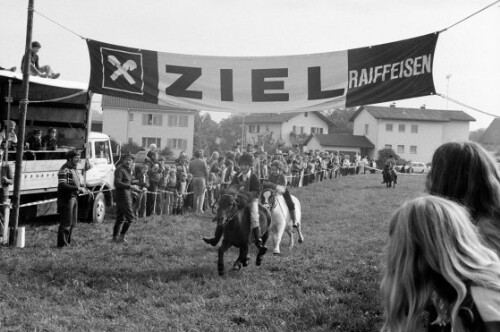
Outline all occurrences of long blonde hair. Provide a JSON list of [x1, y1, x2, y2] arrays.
[[380, 196, 500, 332]]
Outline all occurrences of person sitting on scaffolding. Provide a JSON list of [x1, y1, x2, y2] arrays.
[[262, 160, 298, 228], [21, 41, 60, 79], [202, 153, 267, 256]]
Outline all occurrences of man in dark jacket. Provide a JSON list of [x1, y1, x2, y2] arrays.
[[57, 150, 86, 247], [113, 154, 140, 243]]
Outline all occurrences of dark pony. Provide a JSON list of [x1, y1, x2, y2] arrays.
[[214, 189, 272, 276], [383, 165, 397, 188]]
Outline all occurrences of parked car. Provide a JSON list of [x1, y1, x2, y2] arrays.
[[407, 161, 428, 173]]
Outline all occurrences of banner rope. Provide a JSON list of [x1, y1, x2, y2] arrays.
[[29, 90, 88, 103], [33, 9, 86, 40], [436, 93, 500, 119], [439, 0, 500, 33]]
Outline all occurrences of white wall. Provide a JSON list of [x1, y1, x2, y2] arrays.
[[102, 108, 195, 158], [281, 112, 329, 146], [304, 137, 359, 154], [352, 109, 379, 146]]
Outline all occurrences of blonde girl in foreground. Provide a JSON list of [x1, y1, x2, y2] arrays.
[[380, 196, 500, 332]]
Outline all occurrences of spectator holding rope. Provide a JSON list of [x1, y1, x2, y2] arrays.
[[381, 195, 500, 331], [21, 41, 60, 79], [113, 154, 140, 243], [426, 141, 500, 257], [56, 150, 87, 247]]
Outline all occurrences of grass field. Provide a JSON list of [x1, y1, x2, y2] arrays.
[[0, 173, 427, 331]]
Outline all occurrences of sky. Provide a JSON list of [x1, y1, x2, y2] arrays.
[[0, 0, 499, 130]]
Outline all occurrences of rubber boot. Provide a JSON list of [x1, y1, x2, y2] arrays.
[[118, 221, 131, 243], [290, 209, 298, 228], [253, 226, 267, 256], [203, 224, 223, 246], [112, 221, 122, 242]]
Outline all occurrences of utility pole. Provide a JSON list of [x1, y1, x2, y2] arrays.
[[11, 0, 34, 243], [445, 74, 452, 110]]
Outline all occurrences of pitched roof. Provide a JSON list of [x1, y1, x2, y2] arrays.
[[349, 106, 475, 122], [101, 95, 196, 112], [479, 118, 500, 145], [304, 134, 374, 148], [235, 111, 337, 127]]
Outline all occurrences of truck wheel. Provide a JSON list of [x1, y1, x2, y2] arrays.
[[92, 192, 106, 223]]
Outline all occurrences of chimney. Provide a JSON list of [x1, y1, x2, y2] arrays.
[[420, 104, 426, 109], [390, 102, 396, 108]]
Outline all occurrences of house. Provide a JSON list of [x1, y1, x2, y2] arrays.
[[303, 134, 374, 157], [101, 96, 196, 157], [479, 118, 500, 153], [235, 111, 336, 147], [350, 105, 475, 163]]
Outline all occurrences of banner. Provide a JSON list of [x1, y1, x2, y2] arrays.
[[87, 33, 438, 113]]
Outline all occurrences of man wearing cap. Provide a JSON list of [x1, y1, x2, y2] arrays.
[[42, 128, 58, 150], [57, 150, 86, 247], [113, 154, 140, 243]]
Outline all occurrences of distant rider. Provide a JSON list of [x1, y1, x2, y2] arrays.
[[382, 154, 397, 184], [262, 160, 298, 228]]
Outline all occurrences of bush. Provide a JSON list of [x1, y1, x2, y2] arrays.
[[376, 148, 400, 169]]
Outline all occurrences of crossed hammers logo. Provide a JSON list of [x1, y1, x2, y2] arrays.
[[107, 55, 137, 85]]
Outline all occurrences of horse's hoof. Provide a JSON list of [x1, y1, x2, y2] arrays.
[[273, 252, 281, 256], [218, 270, 225, 276], [243, 258, 250, 267], [298, 238, 303, 244], [232, 265, 241, 271]]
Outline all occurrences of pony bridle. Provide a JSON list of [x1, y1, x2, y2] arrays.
[[217, 194, 242, 225]]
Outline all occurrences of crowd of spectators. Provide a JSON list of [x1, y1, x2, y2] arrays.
[[129, 143, 376, 219]]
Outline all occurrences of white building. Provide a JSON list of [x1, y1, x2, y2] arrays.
[[101, 96, 196, 157], [350, 105, 475, 163], [235, 111, 336, 147], [304, 134, 374, 157]]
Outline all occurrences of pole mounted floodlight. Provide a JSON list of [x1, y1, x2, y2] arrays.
[[446, 74, 452, 110]]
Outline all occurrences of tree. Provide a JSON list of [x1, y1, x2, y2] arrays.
[[121, 140, 144, 155], [324, 107, 357, 134], [377, 148, 401, 169], [219, 116, 243, 152], [469, 128, 486, 142], [193, 112, 221, 155]]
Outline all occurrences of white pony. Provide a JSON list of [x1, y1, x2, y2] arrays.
[[260, 188, 304, 255]]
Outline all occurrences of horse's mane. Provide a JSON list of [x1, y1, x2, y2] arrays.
[[220, 188, 252, 207]]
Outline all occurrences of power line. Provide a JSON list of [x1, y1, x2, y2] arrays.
[[437, 93, 500, 119], [440, 0, 500, 32]]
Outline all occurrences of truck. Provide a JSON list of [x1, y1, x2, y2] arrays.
[[0, 70, 117, 223]]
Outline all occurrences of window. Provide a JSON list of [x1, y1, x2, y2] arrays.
[[142, 114, 162, 126], [167, 138, 188, 150], [311, 127, 323, 134], [304, 112, 308, 117], [168, 115, 188, 127], [410, 146, 417, 154], [364, 124, 369, 135], [299, 126, 305, 134], [142, 137, 161, 149], [399, 124, 406, 133], [411, 125, 418, 133], [128, 113, 134, 121], [94, 141, 111, 164], [397, 145, 405, 154], [386, 124, 393, 132], [385, 144, 392, 149], [249, 124, 260, 133], [292, 125, 297, 133]]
